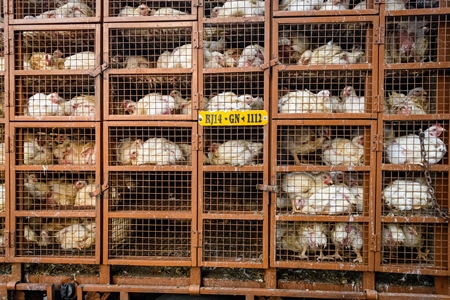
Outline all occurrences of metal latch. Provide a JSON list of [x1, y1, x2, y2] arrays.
[[374, 27, 385, 45], [256, 184, 278, 193], [260, 59, 280, 70], [370, 234, 379, 252], [192, 133, 202, 151], [88, 63, 109, 78], [88, 184, 109, 197], [364, 289, 378, 299], [371, 135, 383, 152]]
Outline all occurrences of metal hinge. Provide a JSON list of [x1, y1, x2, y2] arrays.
[[374, 27, 385, 45], [4, 230, 14, 248], [256, 184, 279, 193], [7, 0, 13, 14], [5, 38, 13, 55], [88, 63, 109, 78], [192, 133, 202, 151], [193, 1, 204, 7], [371, 134, 383, 152], [372, 95, 384, 113], [8, 135, 14, 153], [260, 59, 280, 70], [194, 31, 202, 49], [370, 234, 379, 252], [88, 183, 109, 197]]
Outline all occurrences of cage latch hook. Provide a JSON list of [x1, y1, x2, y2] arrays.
[[89, 184, 109, 197], [89, 63, 109, 78], [256, 184, 278, 193]]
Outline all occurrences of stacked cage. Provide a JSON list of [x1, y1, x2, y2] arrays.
[[103, 1, 199, 283], [271, 9, 378, 290], [376, 2, 450, 294], [197, 1, 270, 285], [8, 5, 102, 268]]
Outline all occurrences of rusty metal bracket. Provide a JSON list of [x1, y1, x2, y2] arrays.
[[364, 289, 378, 299], [89, 184, 109, 198], [374, 27, 385, 45], [192, 134, 202, 151], [371, 135, 383, 152], [6, 281, 19, 291], [188, 284, 200, 295], [260, 59, 280, 70], [256, 184, 278, 193], [370, 234, 379, 252], [88, 63, 109, 78], [4, 230, 14, 248], [372, 95, 384, 113], [5, 38, 13, 55]]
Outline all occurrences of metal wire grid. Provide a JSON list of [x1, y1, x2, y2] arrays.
[[13, 27, 97, 71], [277, 269, 363, 290], [14, 126, 97, 166], [375, 272, 435, 293], [0, 217, 4, 258], [0, 124, 4, 165], [14, 75, 97, 118], [202, 22, 265, 69], [203, 0, 266, 19], [384, 69, 450, 115], [0, 76, 4, 119], [384, 15, 448, 64], [107, 218, 191, 260], [384, 0, 445, 10], [381, 171, 448, 217], [201, 219, 264, 263], [11, 0, 99, 21], [202, 126, 264, 166], [275, 221, 369, 265], [202, 72, 265, 111], [108, 26, 193, 69], [382, 120, 449, 166], [276, 22, 372, 66], [15, 217, 96, 258], [203, 172, 264, 213], [380, 222, 447, 269], [107, 172, 192, 212], [108, 126, 192, 167], [276, 70, 372, 114], [106, 1, 194, 18], [107, 74, 193, 117], [277, 171, 369, 216], [15, 171, 97, 211], [276, 125, 370, 166], [274, 0, 375, 12]]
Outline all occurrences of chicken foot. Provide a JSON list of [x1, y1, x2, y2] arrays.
[[417, 248, 430, 262], [353, 248, 363, 263]]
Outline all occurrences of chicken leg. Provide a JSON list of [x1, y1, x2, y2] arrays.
[[353, 248, 363, 263]]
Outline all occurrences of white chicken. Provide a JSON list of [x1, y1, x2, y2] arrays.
[[340, 86, 365, 113], [47, 179, 79, 207], [24, 173, 51, 199], [136, 138, 185, 166], [55, 222, 96, 250], [298, 41, 342, 65], [382, 223, 406, 254], [123, 56, 151, 69], [23, 133, 54, 165], [206, 140, 263, 166], [278, 89, 334, 113], [385, 125, 447, 165], [0, 57, 5, 71], [24, 225, 51, 247], [319, 0, 349, 10], [300, 184, 358, 215], [210, 0, 265, 17], [237, 44, 265, 67], [29, 52, 63, 70], [280, 0, 325, 11], [322, 134, 365, 166], [0, 142, 4, 165], [55, 1, 94, 18], [327, 222, 363, 263], [61, 95, 96, 117], [382, 179, 433, 212], [73, 180, 96, 207], [117, 138, 143, 165], [123, 92, 177, 115], [401, 224, 429, 261], [118, 4, 152, 17], [52, 140, 96, 165], [165, 44, 192, 69], [152, 8, 188, 16], [64, 51, 95, 70], [205, 92, 258, 112], [278, 33, 310, 64], [27, 92, 64, 117], [281, 222, 328, 261], [0, 184, 5, 212]]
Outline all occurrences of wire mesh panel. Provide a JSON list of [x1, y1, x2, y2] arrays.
[[381, 171, 448, 217], [201, 219, 264, 265], [273, 0, 376, 15], [106, 218, 192, 262], [275, 123, 373, 167], [384, 15, 449, 64], [0, 217, 5, 259], [202, 127, 265, 167], [12, 25, 100, 71], [10, 0, 100, 24], [275, 70, 374, 117], [274, 19, 374, 66], [202, 72, 265, 111], [203, 172, 264, 214], [0, 75, 6, 119], [15, 217, 97, 262], [201, 22, 266, 70], [0, 123, 4, 167], [13, 124, 99, 167], [106, 74, 193, 120], [382, 120, 449, 166], [107, 172, 192, 212], [14, 171, 98, 211], [106, 24, 194, 70], [277, 171, 369, 216], [384, 69, 450, 116], [380, 222, 448, 273], [13, 75, 99, 120], [383, 0, 448, 10], [203, 0, 267, 19], [105, 1, 196, 21], [275, 221, 369, 266]]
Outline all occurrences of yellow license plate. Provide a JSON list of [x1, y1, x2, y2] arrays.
[[198, 110, 268, 126]]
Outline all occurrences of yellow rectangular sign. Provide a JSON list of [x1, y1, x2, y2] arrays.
[[198, 110, 268, 126]]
